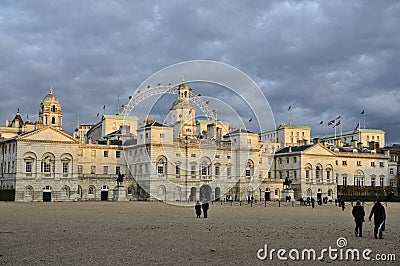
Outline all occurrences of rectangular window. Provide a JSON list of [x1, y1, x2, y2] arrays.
[[380, 177, 384, 187], [116, 166, 121, 175], [286, 157, 289, 163], [191, 154, 196, 158], [293, 157, 297, 163], [78, 165, 83, 174], [335, 160, 338, 166], [25, 161, 32, 173], [379, 162, 384, 167], [342, 161, 347, 166], [343, 176, 347, 186], [175, 165, 180, 176], [279, 171, 282, 179], [306, 170, 310, 180], [116, 151, 121, 158], [371, 177, 376, 187], [293, 170, 297, 179], [371, 162, 375, 167], [103, 166, 108, 175], [286, 171, 289, 178], [191, 165, 196, 178], [91, 165, 96, 174], [390, 179, 394, 187], [268, 171, 271, 179], [62, 162, 69, 174], [390, 168, 394, 175], [246, 168, 251, 177], [104, 151, 108, 157], [357, 161, 361, 166], [215, 166, 220, 176], [91, 150, 96, 157], [326, 171, 330, 180], [227, 167, 231, 178]]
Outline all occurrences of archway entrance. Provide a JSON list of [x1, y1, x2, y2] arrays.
[[43, 186, 52, 202], [101, 185, 109, 201], [317, 189, 322, 201], [215, 187, 221, 201], [265, 188, 271, 201], [200, 184, 212, 202], [190, 187, 196, 202]]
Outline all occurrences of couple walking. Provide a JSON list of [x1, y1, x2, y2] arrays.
[[352, 199, 386, 239], [195, 201, 209, 218]]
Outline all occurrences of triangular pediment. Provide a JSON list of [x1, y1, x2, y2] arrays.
[[18, 126, 78, 143], [302, 143, 335, 156]]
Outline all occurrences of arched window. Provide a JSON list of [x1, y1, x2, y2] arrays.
[[88, 186, 94, 195], [315, 166, 321, 179], [52, 105, 56, 112], [245, 161, 254, 177], [51, 117, 56, 124], [157, 158, 165, 175], [326, 168, 331, 181], [201, 161, 209, 176]]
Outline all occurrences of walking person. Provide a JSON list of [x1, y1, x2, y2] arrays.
[[195, 201, 202, 218], [369, 199, 386, 239], [202, 200, 209, 218], [352, 200, 365, 237], [341, 199, 346, 211], [311, 197, 315, 209]]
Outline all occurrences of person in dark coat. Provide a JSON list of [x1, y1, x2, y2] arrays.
[[195, 201, 202, 218], [202, 201, 209, 218], [341, 199, 346, 211], [352, 200, 365, 237], [311, 197, 315, 209], [369, 200, 386, 239]]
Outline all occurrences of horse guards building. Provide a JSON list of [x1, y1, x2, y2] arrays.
[[0, 82, 398, 202]]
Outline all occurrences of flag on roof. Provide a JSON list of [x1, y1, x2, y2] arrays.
[[328, 120, 335, 126], [319, 120, 323, 125], [361, 110, 365, 115], [333, 120, 341, 128], [288, 105, 292, 111]]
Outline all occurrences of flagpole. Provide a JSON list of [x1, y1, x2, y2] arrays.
[[334, 125, 336, 141], [289, 108, 292, 125], [358, 121, 361, 146], [363, 112, 366, 129]]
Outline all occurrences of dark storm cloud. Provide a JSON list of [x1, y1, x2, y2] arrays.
[[0, 0, 399, 143]]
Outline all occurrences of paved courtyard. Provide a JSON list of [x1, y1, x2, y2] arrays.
[[0, 201, 399, 265]]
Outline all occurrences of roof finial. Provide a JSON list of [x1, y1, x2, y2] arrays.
[[181, 73, 185, 84], [50, 86, 53, 94], [17, 108, 20, 113]]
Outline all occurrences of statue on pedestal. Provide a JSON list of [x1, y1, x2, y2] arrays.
[[283, 176, 292, 189], [116, 173, 125, 187]]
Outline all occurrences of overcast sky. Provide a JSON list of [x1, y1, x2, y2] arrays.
[[1, 0, 399, 144]]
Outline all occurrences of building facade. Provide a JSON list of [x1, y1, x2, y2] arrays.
[[1, 82, 397, 202]]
